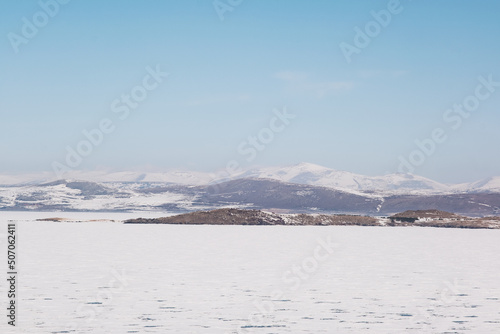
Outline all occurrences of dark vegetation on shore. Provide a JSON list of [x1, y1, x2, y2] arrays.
[[124, 208, 500, 229]]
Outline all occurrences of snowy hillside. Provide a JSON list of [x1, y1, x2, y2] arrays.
[[0, 181, 199, 212], [0, 170, 214, 186], [0, 163, 498, 196], [1, 178, 499, 216], [239, 162, 451, 195], [452, 176, 500, 193]]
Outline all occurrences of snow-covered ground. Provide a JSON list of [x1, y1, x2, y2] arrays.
[[0, 183, 201, 212], [1, 212, 499, 333]]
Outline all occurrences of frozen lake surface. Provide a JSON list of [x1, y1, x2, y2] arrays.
[[1, 212, 500, 333]]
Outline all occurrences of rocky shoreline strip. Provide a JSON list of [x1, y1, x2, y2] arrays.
[[124, 208, 500, 229]]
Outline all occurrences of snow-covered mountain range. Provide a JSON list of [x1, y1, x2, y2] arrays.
[[1, 162, 498, 195], [1, 163, 499, 216], [242, 163, 500, 194], [238, 163, 451, 195], [0, 170, 214, 187]]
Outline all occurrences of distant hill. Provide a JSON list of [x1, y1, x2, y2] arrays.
[[1, 162, 500, 195], [1, 177, 500, 216], [237, 162, 452, 195], [195, 178, 382, 214]]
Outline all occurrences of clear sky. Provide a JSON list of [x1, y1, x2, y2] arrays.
[[1, 0, 499, 183]]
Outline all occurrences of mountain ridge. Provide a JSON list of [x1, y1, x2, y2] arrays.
[[1, 177, 500, 216], [1, 162, 498, 195]]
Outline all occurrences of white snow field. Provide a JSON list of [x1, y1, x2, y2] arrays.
[[1, 212, 500, 333]]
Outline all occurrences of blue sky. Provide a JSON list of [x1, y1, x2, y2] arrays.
[[1, 0, 499, 183]]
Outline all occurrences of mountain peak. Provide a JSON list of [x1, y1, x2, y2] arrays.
[[291, 162, 336, 172]]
